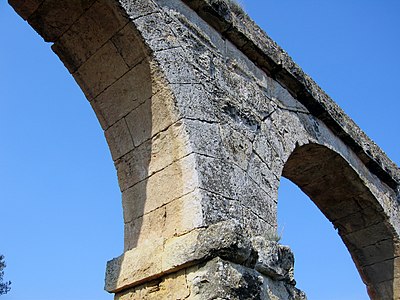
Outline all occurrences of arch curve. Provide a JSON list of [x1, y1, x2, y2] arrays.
[[282, 142, 400, 299], [8, 0, 202, 253], [7, 1, 400, 298]]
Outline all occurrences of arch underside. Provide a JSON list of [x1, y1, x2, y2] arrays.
[[283, 143, 400, 299]]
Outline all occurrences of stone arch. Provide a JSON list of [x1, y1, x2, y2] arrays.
[[282, 142, 400, 299], [8, 1, 400, 299], [8, 0, 200, 255]]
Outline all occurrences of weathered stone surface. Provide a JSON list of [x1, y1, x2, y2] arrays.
[[111, 24, 148, 68], [52, 0, 128, 72], [105, 237, 164, 292], [91, 60, 151, 130], [105, 118, 135, 160], [74, 41, 129, 100], [121, 153, 198, 229], [186, 257, 306, 300], [252, 238, 295, 284], [9, 0, 400, 299], [27, 0, 96, 42], [8, 0, 43, 20]]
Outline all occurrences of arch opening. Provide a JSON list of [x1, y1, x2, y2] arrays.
[[282, 143, 400, 299], [278, 177, 367, 298]]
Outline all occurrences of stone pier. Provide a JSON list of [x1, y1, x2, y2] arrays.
[[8, 0, 400, 299]]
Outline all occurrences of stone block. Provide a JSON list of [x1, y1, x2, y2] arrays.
[[133, 12, 180, 52], [115, 119, 192, 191], [105, 118, 135, 161], [105, 237, 164, 293], [73, 41, 129, 100], [115, 269, 189, 300], [28, 0, 96, 42], [153, 48, 198, 84], [124, 84, 179, 148], [220, 123, 253, 170], [169, 83, 219, 122], [199, 188, 242, 226], [162, 220, 252, 272], [124, 206, 166, 250], [247, 151, 278, 196], [252, 238, 295, 284], [118, 0, 159, 20], [242, 207, 276, 238], [164, 189, 204, 238], [343, 222, 395, 251], [92, 60, 151, 129], [121, 154, 199, 222], [361, 257, 400, 286], [124, 189, 204, 250], [9, 0, 43, 20], [111, 24, 147, 68], [184, 119, 222, 159], [52, 0, 128, 72], [353, 239, 400, 267]]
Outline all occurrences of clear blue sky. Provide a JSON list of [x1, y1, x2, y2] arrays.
[[1, 1, 399, 299]]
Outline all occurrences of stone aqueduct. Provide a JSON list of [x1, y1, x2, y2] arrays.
[[8, 0, 400, 299]]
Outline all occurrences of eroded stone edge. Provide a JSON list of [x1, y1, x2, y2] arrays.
[[105, 220, 296, 293], [181, 0, 400, 190]]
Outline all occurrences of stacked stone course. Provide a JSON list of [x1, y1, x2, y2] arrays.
[[8, 0, 400, 298]]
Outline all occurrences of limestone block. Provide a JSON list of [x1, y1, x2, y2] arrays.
[[252, 238, 295, 284], [74, 41, 129, 100], [262, 276, 306, 300], [111, 24, 148, 68], [361, 257, 400, 287], [118, 0, 159, 20], [121, 153, 199, 222], [353, 239, 400, 267], [8, 0, 43, 20], [162, 220, 252, 272], [169, 83, 219, 122], [186, 257, 264, 300], [133, 13, 180, 52], [334, 205, 385, 234], [105, 118, 135, 161], [107, 220, 253, 293], [161, 229, 201, 271], [124, 102, 153, 148], [195, 154, 276, 227], [27, 0, 96, 42], [105, 237, 164, 293], [219, 123, 253, 170], [186, 256, 305, 300], [153, 48, 198, 84], [92, 60, 151, 130], [342, 222, 394, 250], [115, 119, 192, 192], [199, 188, 243, 225], [124, 206, 166, 250], [115, 269, 190, 300], [184, 119, 223, 159], [52, 0, 128, 72], [242, 207, 276, 239], [124, 84, 179, 147], [164, 189, 204, 238], [247, 151, 278, 195], [159, 270, 191, 300], [124, 189, 204, 250], [253, 133, 284, 180]]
